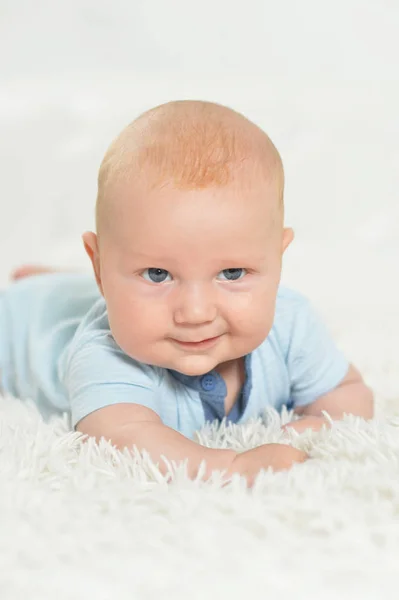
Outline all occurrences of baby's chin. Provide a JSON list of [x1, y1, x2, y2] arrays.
[[161, 354, 222, 377]]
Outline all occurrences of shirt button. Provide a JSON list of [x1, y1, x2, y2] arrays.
[[200, 374, 216, 391]]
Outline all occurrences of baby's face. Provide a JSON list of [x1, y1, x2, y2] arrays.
[[95, 180, 292, 376]]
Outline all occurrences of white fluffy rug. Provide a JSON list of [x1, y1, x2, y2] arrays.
[[1, 309, 399, 600]]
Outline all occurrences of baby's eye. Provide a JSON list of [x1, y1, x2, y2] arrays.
[[217, 268, 247, 281], [142, 268, 172, 284]]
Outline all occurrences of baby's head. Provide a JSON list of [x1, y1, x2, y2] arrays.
[[83, 100, 293, 376]]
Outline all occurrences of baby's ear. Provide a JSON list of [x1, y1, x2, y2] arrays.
[[82, 231, 103, 294], [282, 227, 294, 253]]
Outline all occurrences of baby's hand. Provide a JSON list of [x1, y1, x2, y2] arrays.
[[228, 443, 308, 486], [282, 415, 331, 435]]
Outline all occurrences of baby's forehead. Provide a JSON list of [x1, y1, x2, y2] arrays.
[[110, 179, 281, 250]]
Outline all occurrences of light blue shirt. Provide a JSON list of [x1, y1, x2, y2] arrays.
[[0, 273, 349, 439]]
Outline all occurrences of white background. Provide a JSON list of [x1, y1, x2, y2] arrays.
[[1, 0, 398, 317]]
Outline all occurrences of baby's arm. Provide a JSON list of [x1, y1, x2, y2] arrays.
[[77, 404, 307, 484], [294, 363, 373, 420], [281, 293, 374, 434], [77, 403, 235, 479], [284, 364, 373, 434]]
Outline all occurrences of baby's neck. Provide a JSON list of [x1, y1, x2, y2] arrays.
[[215, 356, 244, 378], [215, 357, 246, 416]]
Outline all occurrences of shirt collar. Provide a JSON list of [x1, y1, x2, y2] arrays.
[[168, 368, 226, 396], [168, 354, 252, 396]]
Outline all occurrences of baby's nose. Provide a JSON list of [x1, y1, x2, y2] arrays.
[[173, 283, 217, 325]]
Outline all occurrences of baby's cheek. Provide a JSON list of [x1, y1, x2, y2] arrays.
[[224, 291, 252, 322], [227, 293, 268, 328], [239, 303, 274, 345], [125, 303, 168, 352]]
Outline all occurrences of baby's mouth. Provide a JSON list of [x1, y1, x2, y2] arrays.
[[172, 336, 221, 350]]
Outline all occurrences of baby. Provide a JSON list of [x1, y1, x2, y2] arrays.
[[1, 100, 373, 485]]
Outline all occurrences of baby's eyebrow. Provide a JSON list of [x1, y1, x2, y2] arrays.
[[130, 250, 166, 261], [126, 245, 269, 265]]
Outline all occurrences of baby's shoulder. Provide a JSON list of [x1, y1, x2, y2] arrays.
[[68, 296, 110, 345], [265, 287, 313, 356], [64, 297, 164, 384], [274, 286, 311, 324]]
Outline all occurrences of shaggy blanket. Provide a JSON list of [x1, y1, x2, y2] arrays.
[[1, 307, 398, 600]]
